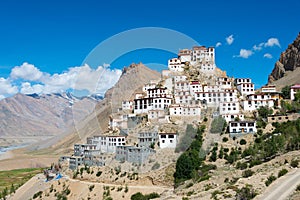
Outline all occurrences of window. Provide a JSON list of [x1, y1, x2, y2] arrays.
[[162, 140, 165, 143]]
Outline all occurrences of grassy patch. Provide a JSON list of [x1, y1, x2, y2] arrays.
[[0, 168, 42, 195]]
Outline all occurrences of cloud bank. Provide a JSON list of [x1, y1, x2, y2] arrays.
[[0, 63, 122, 99]]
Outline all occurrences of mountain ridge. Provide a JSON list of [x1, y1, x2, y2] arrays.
[[268, 33, 300, 88]]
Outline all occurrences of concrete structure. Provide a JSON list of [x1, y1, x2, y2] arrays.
[[242, 94, 275, 111], [189, 81, 203, 95], [115, 146, 155, 164], [173, 75, 187, 83], [169, 104, 201, 117], [159, 132, 177, 148], [148, 110, 165, 120], [219, 102, 240, 115], [290, 84, 300, 100], [261, 85, 277, 93], [138, 131, 158, 147], [74, 144, 97, 157], [267, 113, 300, 123], [122, 101, 133, 111], [92, 135, 126, 153], [221, 114, 245, 123], [174, 81, 190, 91], [178, 49, 192, 62], [168, 58, 184, 72], [228, 121, 257, 134], [237, 82, 255, 96], [195, 89, 238, 107], [69, 156, 84, 170]]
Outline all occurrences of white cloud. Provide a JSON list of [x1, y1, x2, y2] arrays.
[[238, 49, 253, 58], [11, 62, 44, 81], [216, 42, 222, 47], [253, 43, 264, 51], [0, 77, 18, 96], [264, 38, 280, 47], [263, 53, 273, 59], [3, 62, 123, 97], [20, 82, 44, 94], [41, 64, 122, 95], [0, 95, 5, 100], [226, 35, 234, 45]]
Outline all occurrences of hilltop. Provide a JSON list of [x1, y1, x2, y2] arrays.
[[268, 33, 300, 89]]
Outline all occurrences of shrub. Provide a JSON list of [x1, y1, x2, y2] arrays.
[[131, 192, 160, 200], [296, 184, 300, 191], [151, 162, 160, 170], [186, 182, 193, 188], [235, 186, 257, 200], [33, 191, 43, 199], [96, 171, 102, 177], [89, 185, 95, 192], [291, 160, 299, 168], [278, 169, 288, 177], [222, 137, 228, 142], [242, 169, 254, 178], [240, 139, 247, 145], [236, 162, 248, 170], [265, 175, 277, 186]]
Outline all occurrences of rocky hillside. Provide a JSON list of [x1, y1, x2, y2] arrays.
[[268, 33, 300, 87], [48, 63, 161, 152], [0, 93, 99, 146]]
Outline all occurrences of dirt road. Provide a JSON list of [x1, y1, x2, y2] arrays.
[[255, 168, 300, 200]]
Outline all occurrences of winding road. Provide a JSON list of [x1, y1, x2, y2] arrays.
[[255, 168, 300, 200]]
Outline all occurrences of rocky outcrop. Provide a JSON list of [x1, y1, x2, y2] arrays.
[[268, 33, 300, 83]]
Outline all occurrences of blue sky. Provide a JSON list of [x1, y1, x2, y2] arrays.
[[0, 0, 299, 99]]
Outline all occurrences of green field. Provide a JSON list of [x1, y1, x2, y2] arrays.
[[0, 168, 42, 197]]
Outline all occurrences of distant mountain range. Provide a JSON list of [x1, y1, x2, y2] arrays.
[[268, 33, 300, 88], [0, 92, 102, 146]]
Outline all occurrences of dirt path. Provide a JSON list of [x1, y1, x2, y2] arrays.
[[255, 168, 300, 200]]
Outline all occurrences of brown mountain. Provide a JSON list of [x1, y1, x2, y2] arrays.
[[0, 93, 99, 146], [46, 63, 161, 152], [268, 33, 300, 88]]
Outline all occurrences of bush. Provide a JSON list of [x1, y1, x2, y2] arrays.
[[235, 186, 257, 200], [236, 162, 248, 170], [291, 160, 299, 168], [131, 192, 160, 200], [242, 169, 254, 178], [151, 162, 160, 170], [278, 169, 288, 177], [96, 171, 102, 177], [240, 139, 247, 145], [89, 185, 95, 192], [265, 175, 277, 186], [296, 184, 300, 191], [222, 137, 228, 142], [33, 191, 43, 199]]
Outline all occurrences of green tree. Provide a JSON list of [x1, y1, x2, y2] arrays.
[[294, 91, 300, 102], [257, 106, 273, 119], [281, 85, 291, 99]]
